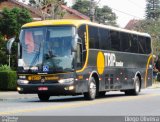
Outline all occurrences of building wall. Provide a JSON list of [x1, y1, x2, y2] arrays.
[[63, 12, 85, 20]]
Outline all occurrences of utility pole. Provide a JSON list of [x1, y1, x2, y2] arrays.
[[90, 0, 96, 22], [152, 0, 155, 19]]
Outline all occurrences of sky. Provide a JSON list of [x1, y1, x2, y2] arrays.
[[19, 0, 146, 28], [66, 0, 146, 28], [97, 0, 146, 27]]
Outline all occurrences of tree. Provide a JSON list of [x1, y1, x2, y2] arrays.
[[0, 7, 32, 38], [0, 33, 8, 66], [96, 6, 117, 26], [0, 8, 32, 69], [72, 1, 117, 26], [146, 0, 160, 20], [72, 0, 90, 16], [29, 0, 66, 19]]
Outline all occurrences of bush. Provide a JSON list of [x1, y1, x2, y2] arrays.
[[0, 65, 11, 71], [0, 71, 17, 91]]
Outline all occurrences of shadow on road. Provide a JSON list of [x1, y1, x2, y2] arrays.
[[30, 92, 126, 103]]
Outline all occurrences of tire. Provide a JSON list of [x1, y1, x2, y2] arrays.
[[125, 76, 141, 96], [84, 77, 97, 100], [38, 93, 50, 101]]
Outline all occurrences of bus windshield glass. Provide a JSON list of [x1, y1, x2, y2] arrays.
[[18, 26, 76, 73]]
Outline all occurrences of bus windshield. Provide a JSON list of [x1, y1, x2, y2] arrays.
[[18, 26, 76, 73]]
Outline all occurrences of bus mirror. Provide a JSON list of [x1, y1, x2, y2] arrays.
[[7, 37, 16, 54], [71, 44, 77, 52], [71, 35, 78, 52]]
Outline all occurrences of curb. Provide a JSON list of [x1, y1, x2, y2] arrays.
[[149, 82, 160, 89]]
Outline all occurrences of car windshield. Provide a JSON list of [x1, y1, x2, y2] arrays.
[[18, 26, 75, 73]]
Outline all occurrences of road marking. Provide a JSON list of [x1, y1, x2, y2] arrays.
[[0, 93, 160, 115]]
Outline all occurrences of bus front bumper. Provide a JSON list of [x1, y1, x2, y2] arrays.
[[17, 84, 76, 95]]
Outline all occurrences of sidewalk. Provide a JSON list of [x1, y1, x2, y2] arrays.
[[150, 82, 160, 88]]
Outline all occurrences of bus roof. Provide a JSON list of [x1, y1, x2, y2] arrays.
[[22, 19, 151, 37]]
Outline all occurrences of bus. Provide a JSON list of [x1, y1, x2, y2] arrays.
[[16, 19, 152, 101]]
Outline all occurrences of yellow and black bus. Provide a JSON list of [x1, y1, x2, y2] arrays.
[[16, 19, 152, 101]]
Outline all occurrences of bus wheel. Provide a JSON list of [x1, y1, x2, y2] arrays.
[[125, 76, 140, 96], [38, 93, 50, 101], [84, 77, 96, 100]]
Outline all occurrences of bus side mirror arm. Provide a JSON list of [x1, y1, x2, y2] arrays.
[[7, 37, 16, 54], [71, 35, 78, 52]]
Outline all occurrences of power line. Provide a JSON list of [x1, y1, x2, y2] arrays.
[[109, 6, 144, 19], [95, 0, 144, 19], [128, 0, 145, 10]]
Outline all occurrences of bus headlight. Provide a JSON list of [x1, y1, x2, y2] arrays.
[[18, 75, 26, 79], [17, 79, 29, 84], [58, 78, 74, 84]]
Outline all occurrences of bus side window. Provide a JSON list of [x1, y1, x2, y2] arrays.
[[129, 34, 138, 53], [89, 26, 99, 49], [146, 37, 151, 54], [138, 36, 146, 54], [120, 32, 130, 52], [99, 28, 110, 50], [76, 42, 83, 69], [78, 25, 86, 68], [110, 30, 120, 51], [78, 25, 86, 50]]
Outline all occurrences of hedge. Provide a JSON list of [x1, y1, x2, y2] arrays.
[[0, 71, 17, 91]]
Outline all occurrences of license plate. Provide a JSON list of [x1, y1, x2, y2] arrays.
[[38, 87, 48, 91]]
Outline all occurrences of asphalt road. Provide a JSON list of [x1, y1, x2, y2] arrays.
[[0, 88, 160, 116]]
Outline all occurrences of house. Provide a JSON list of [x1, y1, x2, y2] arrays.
[[61, 5, 90, 20], [0, 0, 90, 21], [41, 4, 90, 20], [124, 19, 141, 30]]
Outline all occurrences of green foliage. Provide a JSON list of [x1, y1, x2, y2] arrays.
[[0, 7, 32, 38], [72, 1, 117, 26], [96, 6, 117, 26], [0, 34, 8, 66], [0, 65, 11, 71], [146, 0, 160, 20], [0, 71, 17, 91], [0, 8, 32, 69], [72, 0, 90, 16]]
